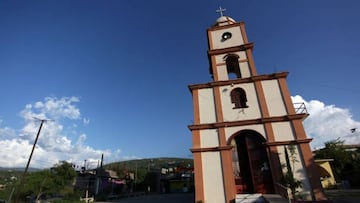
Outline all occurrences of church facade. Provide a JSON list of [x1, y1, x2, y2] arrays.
[[188, 13, 325, 203]]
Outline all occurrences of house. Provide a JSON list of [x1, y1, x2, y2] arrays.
[[74, 168, 126, 200], [314, 159, 336, 189]]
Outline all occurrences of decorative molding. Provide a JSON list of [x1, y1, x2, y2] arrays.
[[188, 113, 308, 131], [207, 43, 254, 56], [265, 138, 313, 147], [188, 72, 289, 91], [207, 21, 245, 31], [190, 145, 233, 153]]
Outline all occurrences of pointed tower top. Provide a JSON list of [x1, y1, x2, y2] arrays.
[[214, 6, 236, 27]]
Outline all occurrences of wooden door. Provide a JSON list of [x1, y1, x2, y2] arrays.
[[232, 131, 274, 194]]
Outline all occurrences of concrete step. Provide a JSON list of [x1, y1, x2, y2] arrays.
[[262, 194, 290, 203], [236, 194, 266, 203]]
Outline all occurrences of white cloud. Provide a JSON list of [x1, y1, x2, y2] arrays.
[[292, 95, 360, 149], [83, 118, 90, 126], [0, 96, 125, 169], [2, 95, 358, 168]]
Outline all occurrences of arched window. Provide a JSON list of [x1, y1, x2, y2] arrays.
[[230, 88, 248, 109], [224, 54, 241, 79]]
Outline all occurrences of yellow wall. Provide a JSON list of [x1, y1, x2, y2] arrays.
[[316, 160, 336, 188]]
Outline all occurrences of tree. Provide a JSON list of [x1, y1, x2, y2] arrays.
[[16, 161, 77, 202], [281, 145, 302, 200], [314, 139, 351, 180], [314, 139, 360, 187]]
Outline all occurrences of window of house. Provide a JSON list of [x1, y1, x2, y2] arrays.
[[225, 54, 241, 79], [230, 88, 248, 109]]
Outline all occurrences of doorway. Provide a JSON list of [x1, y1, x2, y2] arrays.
[[231, 130, 274, 194]]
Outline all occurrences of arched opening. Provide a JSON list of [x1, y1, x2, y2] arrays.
[[230, 130, 274, 194], [224, 54, 241, 79], [230, 88, 248, 109]]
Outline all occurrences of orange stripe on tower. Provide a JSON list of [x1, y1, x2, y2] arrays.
[[190, 89, 204, 202]]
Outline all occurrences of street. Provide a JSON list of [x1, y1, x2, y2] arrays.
[[97, 193, 194, 203]]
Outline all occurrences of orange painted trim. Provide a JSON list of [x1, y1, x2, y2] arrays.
[[208, 43, 254, 55], [191, 89, 204, 202], [211, 56, 220, 81], [218, 129, 236, 202], [213, 87, 224, 122], [191, 145, 232, 153], [254, 81, 270, 117], [291, 120, 308, 140], [245, 49, 257, 76], [262, 122, 281, 192], [188, 72, 289, 90], [268, 145, 282, 191], [188, 113, 307, 130], [239, 22, 259, 76], [207, 21, 244, 31], [264, 123, 275, 142], [192, 89, 200, 125], [213, 83, 236, 201], [193, 153, 204, 202], [278, 77, 296, 115], [298, 143, 326, 200], [239, 22, 249, 44], [291, 119, 326, 200], [216, 58, 248, 66], [265, 138, 312, 146], [207, 28, 214, 51]]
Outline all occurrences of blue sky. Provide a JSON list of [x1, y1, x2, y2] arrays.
[[0, 0, 360, 168]]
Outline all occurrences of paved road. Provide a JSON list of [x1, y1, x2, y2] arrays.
[[98, 193, 194, 203], [97, 190, 360, 203]]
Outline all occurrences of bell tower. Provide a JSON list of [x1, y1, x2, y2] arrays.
[[189, 8, 325, 203]]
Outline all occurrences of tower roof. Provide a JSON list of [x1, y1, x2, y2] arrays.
[[214, 16, 236, 26], [213, 6, 236, 27]]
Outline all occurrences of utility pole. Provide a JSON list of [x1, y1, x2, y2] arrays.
[[9, 118, 49, 202]]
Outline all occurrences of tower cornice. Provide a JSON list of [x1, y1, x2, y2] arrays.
[[208, 21, 245, 31], [207, 43, 254, 56], [188, 113, 308, 131], [188, 71, 289, 91]]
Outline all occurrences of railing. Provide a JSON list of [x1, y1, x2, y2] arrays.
[[275, 182, 291, 203], [293, 102, 308, 114]]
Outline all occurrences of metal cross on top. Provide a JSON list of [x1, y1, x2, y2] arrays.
[[216, 6, 226, 17]]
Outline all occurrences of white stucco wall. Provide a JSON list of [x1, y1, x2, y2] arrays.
[[198, 88, 217, 124], [272, 122, 295, 141], [225, 124, 266, 141], [239, 61, 251, 78], [216, 64, 228, 81], [220, 83, 261, 121], [202, 152, 226, 203], [277, 145, 312, 200], [261, 80, 287, 117], [210, 26, 244, 50], [200, 129, 219, 148]]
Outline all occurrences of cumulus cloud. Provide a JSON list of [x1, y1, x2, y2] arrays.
[[1, 95, 358, 168], [0, 96, 124, 169], [292, 95, 360, 149]]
